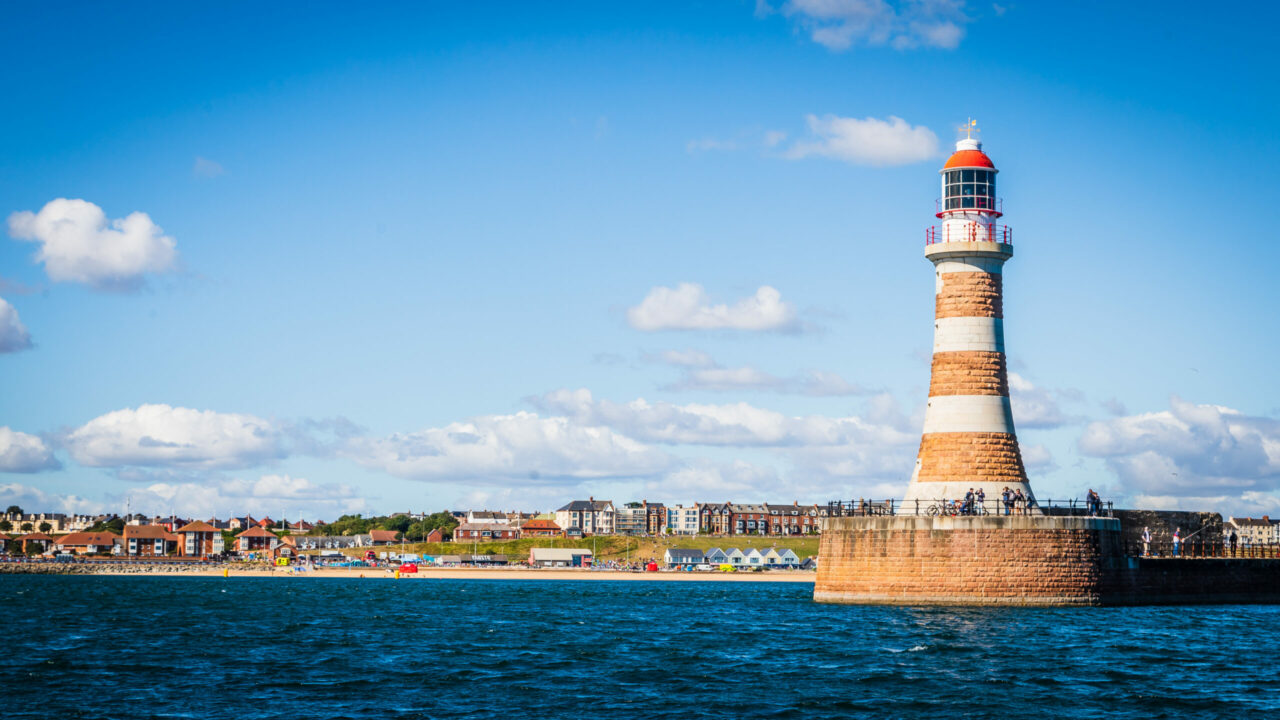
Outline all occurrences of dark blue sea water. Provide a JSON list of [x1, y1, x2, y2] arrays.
[[1, 575, 1276, 719]]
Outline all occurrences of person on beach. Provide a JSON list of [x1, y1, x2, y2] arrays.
[[1142, 526, 1152, 557], [1172, 528, 1181, 557]]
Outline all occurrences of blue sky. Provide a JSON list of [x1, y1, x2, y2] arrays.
[[2, 1, 1278, 520]]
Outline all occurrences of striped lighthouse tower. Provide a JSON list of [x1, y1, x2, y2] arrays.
[[901, 123, 1036, 512]]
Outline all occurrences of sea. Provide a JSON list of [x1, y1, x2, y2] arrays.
[[1, 575, 1276, 719]]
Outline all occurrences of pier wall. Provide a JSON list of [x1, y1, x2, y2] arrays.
[[815, 516, 1280, 606]]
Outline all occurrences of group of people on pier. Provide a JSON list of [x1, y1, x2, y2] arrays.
[[936, 487, 1033, 516]]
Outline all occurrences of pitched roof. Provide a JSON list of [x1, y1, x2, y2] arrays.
[[519, 519, 561, 531], [665, 548, 704, 561], [18, 532, 56, 541], [556, 499, 614, 512], [55, 531, 119, 546], [235, 526, 278, 538], [123, 525, 180, 541], [369, 530, 400, 542], [176, 521, 219, 533]]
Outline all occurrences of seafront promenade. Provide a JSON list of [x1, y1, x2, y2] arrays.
[[0, 560, 815, 582]]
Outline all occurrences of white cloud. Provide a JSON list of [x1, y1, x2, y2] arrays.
[[0, 298, 32, 353], [778, 0, 969, 51], [116, 474, 365, 519], [1078, 397, 1280, 501], [1009, 373, 1072, 429], [653, 349, 865, 396], [7, 198, 178, 291], [0, 483, 103, 515], [645, 459, 783, 501], [343, 411, 672, 482], [192, 156, 224, 178], [783, 114, 939, 166], [533, 388, 913, 449], [65, 404, 284, 470], [627, 283, 800, 332], [0, 428, 59, 473], [1020, 443, 1055, 471]]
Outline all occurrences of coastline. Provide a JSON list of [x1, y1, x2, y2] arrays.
[[0, 563, 814, 582]]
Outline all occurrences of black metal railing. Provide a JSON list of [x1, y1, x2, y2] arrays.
[[826, 498, 1114, 518], [1128, 540, 1280, 560]]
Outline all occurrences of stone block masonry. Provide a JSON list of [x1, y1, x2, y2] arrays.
[[815, 516, 1280, 606], [914, 432, 1026, 483], [928, 351, 1009, 396], [935, 272, 1002, 319]]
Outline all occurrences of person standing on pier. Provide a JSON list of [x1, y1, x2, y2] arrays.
[[1172, 528, 1182, 557], [1142, 526, 1152, 557]]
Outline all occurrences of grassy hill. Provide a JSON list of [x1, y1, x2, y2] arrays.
[[312, 534, 820, 563]]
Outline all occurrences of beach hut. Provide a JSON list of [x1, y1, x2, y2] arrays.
[[704, 547, 729, 565], [743, 548, 764, 567], [663, 548, 704, 569], [724, 548, 746, 566]]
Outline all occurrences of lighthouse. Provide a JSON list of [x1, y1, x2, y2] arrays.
[[900, 124, 1037, 512]]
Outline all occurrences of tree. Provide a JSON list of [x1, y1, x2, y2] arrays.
[[20, 522, 33, 532], [0, 520, 11, 532], [380, 515, 412, 534], [5, 505, 21, 516], [38, 522, 52, 533], [88, 518, 124, 534]]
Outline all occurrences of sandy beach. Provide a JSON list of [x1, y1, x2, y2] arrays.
[[1, 562, 814, 582]]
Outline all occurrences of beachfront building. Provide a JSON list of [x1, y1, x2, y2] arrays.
[[729, 504, 771, 536], [763, 548, 800, 567], [666, 505, 700, 535], [704, 547, 729, 565], [664, 548, 704, 568], [369, 530, 400, 545], [16, 532, 58, 554], [643, 501, 666, 535], [529, 548, 593, 567], [176, 521, 225, 556], [765, 503, 824, 535], [743, 548, 765, 567], [553, 498, 615, 536], [1226, 516, 1280, 546], [615, 504, 644, 535], [724, 548, 746, 567], [235, 526, 280, 555], [122, 525, 181, 556], [54, 531, 120, 555], [518, 519, 562, 538], [453, 523, 518, 542], [699, 503, 732, 535]]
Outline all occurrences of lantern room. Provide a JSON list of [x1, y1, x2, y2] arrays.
[[938, 137, 1000, 216]]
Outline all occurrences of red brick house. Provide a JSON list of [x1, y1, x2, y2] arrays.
[[123, 525, 182, 556], [235, 526, 280, 555], [176, 520, 225, 556], [518, 519, 562, 538], [53, 531, 119, 555]]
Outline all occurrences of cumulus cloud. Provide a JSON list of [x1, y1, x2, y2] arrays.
[[0, 428, 60, 473], [0, 298, 32, 353], [7, 198, 178, 291], [644, 459, 783, 501], [627, 283, 800, 332], [772, 0, 969, 51], [653, 349, 866, 396], [343, 411, 673, 482], [532, 388, 913, 449], [0, 482, 102, 515], [116, 474, 365, 518], [1009, 373, 1074, 429], [1020, 443, 1056, 472], [65, 404, 284, 470], [1078, 397, 1280, 501], [783, 114, 939, 166]]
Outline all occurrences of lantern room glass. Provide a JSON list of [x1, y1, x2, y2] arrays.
[[943, 169, 996, 211]]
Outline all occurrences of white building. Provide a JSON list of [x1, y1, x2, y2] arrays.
[[554, 499, 616, 536], [665, 505, 700, 535], [1226, 517, 1280, 545]]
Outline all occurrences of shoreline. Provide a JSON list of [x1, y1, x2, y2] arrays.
[[0, 563, 814, 582]]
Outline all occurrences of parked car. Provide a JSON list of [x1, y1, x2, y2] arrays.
[[695, 563, 713, 571]]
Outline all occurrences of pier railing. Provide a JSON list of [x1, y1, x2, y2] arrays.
[[1128, 540, 1280, 560], [826, 498, 1114, 518]]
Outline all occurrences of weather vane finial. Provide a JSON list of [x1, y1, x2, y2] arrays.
[[959, 118, 979, 140]]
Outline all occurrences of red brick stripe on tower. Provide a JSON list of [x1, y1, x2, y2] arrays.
[[935, 272, 1002, 319], [927, 351, 1009, 396], [914, 432, 1028, 483]]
